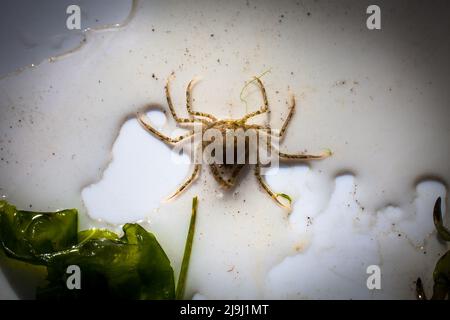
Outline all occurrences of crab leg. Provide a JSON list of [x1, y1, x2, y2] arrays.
[[166, 164, 201, 201], [254, 163, 291, 211], [242, 77, 269, 122], [137, 113, 195, 145], [278, 95, 295, 140], [278, 150, 332, 161], [186, 78, 218, 121], [165, 74, 210, 126]]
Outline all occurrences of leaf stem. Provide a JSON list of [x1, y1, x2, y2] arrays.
[[176, 196, 198, 300], [239, 69, 271, 112]]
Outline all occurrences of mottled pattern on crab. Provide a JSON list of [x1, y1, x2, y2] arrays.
[[137, 74, 332, 210]]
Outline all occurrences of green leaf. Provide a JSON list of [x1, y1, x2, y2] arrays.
[[0, 200, 175, 300], [431, 251, 450, 300], [38, 223, 175, 300], [416, 197, 450, 300], [0, 200, 77, 264]]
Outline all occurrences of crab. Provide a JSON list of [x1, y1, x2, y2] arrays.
[[137, 74, 331, 210]]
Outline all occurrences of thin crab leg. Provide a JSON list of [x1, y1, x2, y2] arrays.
[[244, 124, 270, 130], [252, 119, 332, 161], [248, 94, 294, 140], [263, 128, 332, 161], [278, 149, 332, 161], [165, 74, 210, 126], [254, 163, 291, 211], [186, 78, 218, 121], [241, 77, 269, 122], [166, 142, 204, 200], [137, 113, 195, 146], [166, 164, 201, 201], [278, 95, 296, 140]]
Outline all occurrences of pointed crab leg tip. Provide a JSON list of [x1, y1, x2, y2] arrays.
[[163, 195, 176, 203], [274, 197, 292, 212], [278, 203, 292, 213]]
